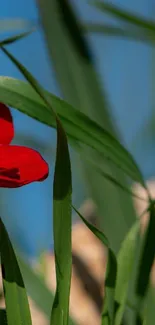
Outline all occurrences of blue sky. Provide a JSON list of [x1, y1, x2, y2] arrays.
[[0, 0, 153, 258]]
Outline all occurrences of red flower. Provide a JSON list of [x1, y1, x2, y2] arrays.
[[0, 103, 49, 187]]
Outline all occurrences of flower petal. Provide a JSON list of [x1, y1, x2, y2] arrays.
[[0, 103, 14, 144], [0, 145, 49, 187]]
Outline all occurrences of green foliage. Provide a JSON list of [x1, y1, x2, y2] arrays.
[[91, 1, 155, 33], [37, 0, 137, 254], [0, 219, 32, 325], [0, 75, 145, 186], [0, 2, 155, 325]]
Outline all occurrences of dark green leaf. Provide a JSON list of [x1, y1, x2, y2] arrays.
[[0, 219, 32, 325], [136, 202, 155, 298], [73, 206, 117, 325], [84, 23, 152, 43], [57, 0, 91, 60], [0, 29, 35, 47], [73, 205, 109, 247], [0, 46, 73, 325], [0, 309, 7, 325], [91, 1, 155, 33], [17, 253, 75, 324]]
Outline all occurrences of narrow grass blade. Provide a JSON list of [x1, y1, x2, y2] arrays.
[[91, 1, 155, 33], [136, 203, 155, 299], [17, 254, 75, 324], [37, 0, 137, 254], [73, 206, 117, 325], [114, 221, 140, 325], [0, 47, 73, 325], [84, 23, 152, 43], [51, 120, 72, 325], [0, 219, 32, 325], [0, 29, 35, 47], [56, 0, 91, 60], [122, 211, 148, 325]]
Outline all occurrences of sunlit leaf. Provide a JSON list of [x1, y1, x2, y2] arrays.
[[51, 120, 72, 325], [0, 76, 145, 187], [114, 221, 140, 325], [0, 219, 32, 325]]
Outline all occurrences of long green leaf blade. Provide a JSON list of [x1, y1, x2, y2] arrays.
[[0, 46, 73, 325], [73, 206, 117, 325], [36, 0, 137, 254], [17, 253, 75, 324], [51, 120, 72, 325], [136, 202, 155, 299], [114, 221, 140, 325], [0, 219, 32, 325], [84, 23, 153, 43], [0, 76, 145, 186], [91, 1, 155, 33], [0, 30, 35, 47]]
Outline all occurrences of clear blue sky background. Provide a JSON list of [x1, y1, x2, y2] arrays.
[[0, 0, 153, 259]]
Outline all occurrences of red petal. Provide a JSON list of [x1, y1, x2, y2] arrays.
[[0, 145, 49, 187], [0, 103, 14, 144]]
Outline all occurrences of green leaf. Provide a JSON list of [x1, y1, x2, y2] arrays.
[[84, 23, 152, 43], [0, 219, 32, 325], [136, 202, 155, 298], [102, 250, 117, 325], [0, 76, 145, 187], [71, 140, 146, 202], [51, 120, 72, 325], [0, 30, 35, 47], [73, 206, 117, 325], [114, 221, 140, 325], [0, 46, 73, 325], [17, 253, 75, 324], [0, 309, 7, 325], [36, 0, 137, 254], [91, 1, 155, 33], [73, 205, 109, 246], [56, 0, 91, 60]]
